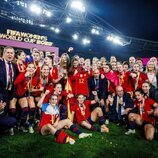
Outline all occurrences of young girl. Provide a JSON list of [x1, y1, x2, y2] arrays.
[[37, 91, 92, 144]]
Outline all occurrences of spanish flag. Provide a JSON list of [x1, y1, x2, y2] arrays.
[[65, 78, 72, 121]]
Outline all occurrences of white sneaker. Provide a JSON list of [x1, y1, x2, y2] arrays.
[[105, 119, 109, 125], [79, 133, 92, 139], [68, 137, 76, 145], [29, 126, 34, 134], [19, 126, 28, 133], [125, 129, 135, 135], [9, 128, 14, 136]]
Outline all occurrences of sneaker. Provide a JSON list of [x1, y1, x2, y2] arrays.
[[29, 126, 34, 134], [66, 137, 76, 145], [19, 126, 28, 133], [79, 133, 92, 139], [125, 129, 135, 135], [9, 128, 14, 136], [101, 125, 109, 133], [105, 119, 109, 125]]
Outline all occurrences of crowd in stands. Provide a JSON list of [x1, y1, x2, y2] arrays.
[[0, 46, 158, 144]]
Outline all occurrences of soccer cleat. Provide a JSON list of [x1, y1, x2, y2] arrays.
[[9, 128, 14, 136], [29, 126, 34, 134], [79, 133, 92, 139], [101, 125, 109, 133], [125, 129, 136, 135], [19, 126, 28, 133], [105, 119, 109, 125], [66, 137, 76, 145]]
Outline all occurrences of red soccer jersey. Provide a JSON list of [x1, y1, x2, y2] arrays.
[[118, 71, 134, 93], [134, 98, 156, 125], [71, 100, 91, 124], [50, 67, 58, 80], [14, 72, 28, 97], [74, 72, 89, 97], [132, 72, 148, 90], [17, 61, 26, 73], [14, 72, 41, 97]]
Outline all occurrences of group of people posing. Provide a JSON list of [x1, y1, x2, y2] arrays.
[[0, 46, 158, 144]]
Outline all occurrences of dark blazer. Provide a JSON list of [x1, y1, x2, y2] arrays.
[[0, 59, 18, 101], [109, 93, 134, 113], [88, 75, 108, 100]]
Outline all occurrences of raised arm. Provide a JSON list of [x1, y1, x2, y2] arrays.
[[37, 90, 50, 108]]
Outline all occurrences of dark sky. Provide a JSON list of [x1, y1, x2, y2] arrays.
[[90, 0, 158, 41]]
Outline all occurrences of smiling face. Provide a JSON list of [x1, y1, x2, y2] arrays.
[[147, 61, 156, 72], [73, 60, 79, 68], [129, 57, 136, 66], [79, 58, 85, 65], [111, 62, 117, 71], [18, 51, 26, 61], [49, 95, 58, 106], [142, 82, 150, 94], [26, 63, 36, 75], [61, 54, 68, 63], [123, 64, 129, 72], [54, 84, 62, 95], [3, 47, 15, 62], [103, 65, 111, 73], [32, 52, 40, 62], [117, 64, 124, 73], [116, 86, 124, 97], [41, 65, 50, 77], [135, 91, 143, 102], [44, 56, 53, 66], [77, 94, 85, 104], [93, 69, 100, 79]]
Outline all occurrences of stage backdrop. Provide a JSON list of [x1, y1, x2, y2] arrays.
[[142, 57, 158, 65], [0, 29, 59, 58]]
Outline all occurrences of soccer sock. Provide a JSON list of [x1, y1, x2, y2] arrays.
[[54, 130, 61, 137], [9, 108, 16, 118], [101, 105, 106, 116], [99, 116, 105, 125], [59, 104, 67, 120], [128, 121, 135, 130], [70, 124, 82, 135], [20, 107, 29, 126], [90, 125, 100, 132], [55, 130, 70, 143], [29, 107, 36, 125]]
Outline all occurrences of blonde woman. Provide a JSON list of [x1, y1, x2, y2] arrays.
[[146, 61, 158, 89]]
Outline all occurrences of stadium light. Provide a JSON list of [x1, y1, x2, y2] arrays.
[[72, 33, 79, 40], [43, 10, 52, 17], [50, 27, 55, 30], [70, 1, 86, 12], [82, 38, 90, 45], [91, 28, 100, 35], [66, 17, 72, 23], [106, 35, 123, 46], [106, 35, 131, 46], [39, 24, 46, 27], [30, 4, 42, 15], [54, 28, 60, 33]]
